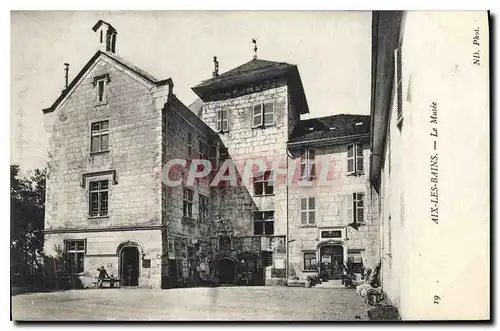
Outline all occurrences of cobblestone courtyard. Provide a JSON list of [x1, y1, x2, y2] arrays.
[[12, 286, 370, 321]]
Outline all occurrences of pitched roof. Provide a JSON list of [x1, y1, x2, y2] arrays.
[[288, 114, 371, 145], [195, 58, 295, 88], [92, 20, 117, 34], [192, 58, 309, 114], [187, 98, 204, 117], [167, 94, 219, 141], [42, 51, 171, 113]]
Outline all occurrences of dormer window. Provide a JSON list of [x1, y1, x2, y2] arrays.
[[253, 101, 274, 128], [93, 74, 110, 106]]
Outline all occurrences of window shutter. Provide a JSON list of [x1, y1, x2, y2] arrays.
[[347, 144, 354, 173], [395, 47, 404, 127], [253, 104, 263, 127], [263, 102, 274, 126], [222, 109, 229, 132], [345, 193, 353, 223], [356, 143, 364, 172], [216, 109, 222, 132], [336, 197, 341, 216]]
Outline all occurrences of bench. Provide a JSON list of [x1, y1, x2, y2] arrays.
[[95, 277, 121, 288]]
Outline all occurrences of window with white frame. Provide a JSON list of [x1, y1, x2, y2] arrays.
[[216, 109, 229, 133], [253, 210, 275, 235], [300, 149, 316, 180], [89, 180, 109, 217], [253, 171, 274, 196], [90, 120, 109, 153], [199, 194, 209, 222], [300, 197, 316, 225], [253, 101, 274, 128], [187, 132, 193, 159], [347, 143, 364, 173], [346, 192, 365, 224], [64, 240, 85, 274], [183, 187, 194, 219]]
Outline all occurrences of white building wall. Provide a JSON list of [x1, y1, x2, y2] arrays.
[[381, 11, 489, 320]]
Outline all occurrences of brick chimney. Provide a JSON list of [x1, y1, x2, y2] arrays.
[[92, 20, 117, 53]]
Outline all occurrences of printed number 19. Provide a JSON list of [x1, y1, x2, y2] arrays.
[[434, 295, 441, 304]]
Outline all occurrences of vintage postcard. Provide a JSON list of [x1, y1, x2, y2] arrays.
[[10, 10, 490, 321]]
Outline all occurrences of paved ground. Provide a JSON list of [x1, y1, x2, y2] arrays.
[[12, 286, 370, 321]]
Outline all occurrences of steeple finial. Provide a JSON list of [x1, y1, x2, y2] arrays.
[[252, 38, 258, 59], [213, 56, 219, 77]]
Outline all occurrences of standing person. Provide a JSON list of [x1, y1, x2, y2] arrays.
[[97, 266, 109, 288]]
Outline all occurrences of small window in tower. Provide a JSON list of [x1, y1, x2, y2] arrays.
[[100, 30, 103, 43]]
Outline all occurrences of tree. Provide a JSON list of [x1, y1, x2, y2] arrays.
[[11, 165, 46, 287]]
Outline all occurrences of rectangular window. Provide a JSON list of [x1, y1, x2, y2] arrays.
[[253, 171, 274, 196], [300, 197, 315, 225], [97, 80, 105, 102], [89, 180, 109, 217], [253, 211, 274, 235], [300, 149, 316, 180], [253, 101, 274, 128], [216, 109, 229, 133], [187, 132, 193, 159], [219, 146, 228, 165], [183, 187, 194, 219], [198, 141, 208, 160], [64, 240, 85, 274], [353, 193, 364, 224], [90, 120, 109, 153], [347, 143, 364, 173], [209, 142, 218, 169], [303, 253, 317, 271], [199, 194, 209, 222]]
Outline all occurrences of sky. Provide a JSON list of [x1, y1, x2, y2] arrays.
[[10, 10, 372, 172]]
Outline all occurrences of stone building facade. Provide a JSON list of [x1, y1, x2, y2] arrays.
[[42, 20, 380, 289], [42, 20, 218, 289], [286, 115, 379, 281], [191, 58, 308, 284]]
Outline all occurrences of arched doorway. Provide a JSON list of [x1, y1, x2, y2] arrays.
[[217, 258, 235, 284], [119, 244, 140, 286], [319, 245, 344, 280]]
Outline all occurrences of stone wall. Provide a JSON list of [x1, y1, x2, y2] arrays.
[[287, 141, 380, 279], [200, 79, 290, 238], [161, 100, 218, 286], [44, 56, 166, 231], [44, 229, 162, 288], [42, 54, 168, 288]]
